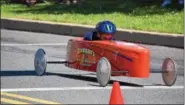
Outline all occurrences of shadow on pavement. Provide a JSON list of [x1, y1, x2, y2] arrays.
[[1, 70, 143, 87]]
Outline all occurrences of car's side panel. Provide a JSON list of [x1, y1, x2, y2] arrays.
[[65, 38, 150, 78], [66, 39, 98, 72]]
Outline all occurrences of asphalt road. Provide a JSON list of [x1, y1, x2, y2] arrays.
[[1, 29, 184, 104]]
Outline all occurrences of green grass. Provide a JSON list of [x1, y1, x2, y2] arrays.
[[1, 0, 184, 34]]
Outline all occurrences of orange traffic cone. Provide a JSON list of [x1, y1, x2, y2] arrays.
[[109, 82, 124, 104]]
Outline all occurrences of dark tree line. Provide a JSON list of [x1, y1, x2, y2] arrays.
[[8, 0, 84, 6]]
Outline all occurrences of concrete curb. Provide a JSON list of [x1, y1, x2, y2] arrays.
[[1, 18, 184, 48]]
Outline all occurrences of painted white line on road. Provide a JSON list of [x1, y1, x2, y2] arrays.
[[1, 86, 183, 92], [1, 43, 67, 46]]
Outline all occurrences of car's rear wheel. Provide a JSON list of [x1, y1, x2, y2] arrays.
[[34, 48, 47, 76], [96, 57, 111, 87]]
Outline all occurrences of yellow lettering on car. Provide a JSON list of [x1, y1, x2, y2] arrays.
[[77, 48, 96, 66]]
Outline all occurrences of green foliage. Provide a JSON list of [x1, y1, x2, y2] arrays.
[[1, 0, 184, 34]]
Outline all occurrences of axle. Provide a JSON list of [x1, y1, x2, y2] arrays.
[[150, 70, 168, 73], [47, 61, 68, 64]]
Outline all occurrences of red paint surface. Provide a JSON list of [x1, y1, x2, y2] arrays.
[[65, 38, 150, 78]]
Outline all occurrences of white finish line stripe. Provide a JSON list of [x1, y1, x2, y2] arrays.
[[1, 43, 67, 46], [1, 86, 183, 92]]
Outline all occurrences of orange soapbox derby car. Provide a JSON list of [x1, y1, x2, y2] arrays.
[[34, 37, 177, 87]]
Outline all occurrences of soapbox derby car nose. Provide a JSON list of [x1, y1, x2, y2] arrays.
[[34, 37, 177, 87]]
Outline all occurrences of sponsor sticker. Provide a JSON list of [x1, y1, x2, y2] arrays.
[[77, 48, 96, 66]]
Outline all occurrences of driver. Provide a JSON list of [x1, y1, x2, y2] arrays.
[[84, 20, 116, 40]]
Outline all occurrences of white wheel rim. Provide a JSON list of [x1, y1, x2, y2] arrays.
[[34, 49, 47, 76], [96, 57, 111, 87], [162, 58, 177, 86]]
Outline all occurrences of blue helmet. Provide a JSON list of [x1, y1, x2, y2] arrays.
[[95, 20, 116, 34]]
